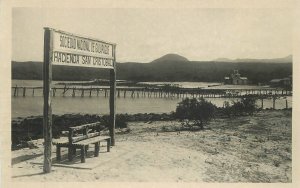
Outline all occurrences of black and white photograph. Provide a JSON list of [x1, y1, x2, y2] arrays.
[[1, 0, 299, 186]]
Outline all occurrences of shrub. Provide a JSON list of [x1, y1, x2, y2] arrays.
[[223, 101, 232, 117], [175, 98, 217, 129], [223, 97, 257, 116], [233, 97, 257, 116], [101, 114, 128, 129]]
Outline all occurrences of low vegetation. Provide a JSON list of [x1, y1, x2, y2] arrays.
[[223, 97, 257, 117], [11, 113, 173, 150], [175, 98, 217, 129], [174, 97, 258, 130], [11, 96, 287, 150]]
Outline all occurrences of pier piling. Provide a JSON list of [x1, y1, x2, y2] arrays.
[[22, 87, 26, 97], [11, 86, 292, 100]]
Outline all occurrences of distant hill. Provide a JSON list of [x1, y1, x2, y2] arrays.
[[12, 54, 292, 84], [214, 55, 292, 63], [151, 53, 189, 63], [12, 61, 109, 81]]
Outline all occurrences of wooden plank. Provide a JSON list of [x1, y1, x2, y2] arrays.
[[109, 44, 116, 146], [69, 122, 100, 131], [73, 136, 110, 145], [43, 28, 53, 173], [54, 135, 110, 147], [71, 132, 100, 143]]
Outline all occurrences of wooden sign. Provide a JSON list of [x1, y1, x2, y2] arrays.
[[43, 27, 116, 173], [52, 29, 115, 69]]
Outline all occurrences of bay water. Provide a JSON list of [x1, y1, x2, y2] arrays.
[[12, 80, 292, 118]]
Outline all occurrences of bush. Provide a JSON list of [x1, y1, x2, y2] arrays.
[[175, 98, 217, 129], [101, 114, 128, 129], [223, 101, 231, 117], [223, 97, 257, 116]]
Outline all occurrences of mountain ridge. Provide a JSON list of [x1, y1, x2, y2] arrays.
[[214, 55, 292, 63], [11, 53, 292, 83], [12, 59, 292, 84], [150, 53, 189, 63]]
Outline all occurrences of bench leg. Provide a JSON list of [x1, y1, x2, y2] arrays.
[[68, 147, 74, 161], [56, 145, 61, 161], [94, 142, 100, 157], [107, 138, 111, 152], [85, 145, 88, 156], [81, 146, 86, 163]]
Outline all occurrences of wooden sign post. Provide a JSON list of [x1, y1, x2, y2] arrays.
[[43, 28, 116, 173], [43, 28, 53, 173], [109, 45, 116, 146]]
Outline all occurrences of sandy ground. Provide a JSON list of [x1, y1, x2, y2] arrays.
[[11, 110, 292, 182]]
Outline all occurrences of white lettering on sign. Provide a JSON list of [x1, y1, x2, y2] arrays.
[[52, 30, 115, 69], [52, 52, 113, 68]]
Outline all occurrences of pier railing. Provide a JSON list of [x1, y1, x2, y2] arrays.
[[12, 85, 292, 98]]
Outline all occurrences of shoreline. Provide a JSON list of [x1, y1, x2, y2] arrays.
[[12, 107, 292, 120]]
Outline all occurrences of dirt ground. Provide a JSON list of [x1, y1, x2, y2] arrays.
[[11, 110, 292, 182]]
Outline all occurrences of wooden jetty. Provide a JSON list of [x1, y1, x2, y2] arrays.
[[12, 85, 292, 98]]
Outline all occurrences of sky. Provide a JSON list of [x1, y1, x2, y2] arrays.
[[12, 7, 293, 63]]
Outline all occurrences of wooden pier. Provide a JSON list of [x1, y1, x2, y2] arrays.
[[12, 85, 292, 98]]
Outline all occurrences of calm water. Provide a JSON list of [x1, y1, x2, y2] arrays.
[[12, 80, 292, 118]]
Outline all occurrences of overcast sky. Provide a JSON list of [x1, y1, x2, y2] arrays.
[[12, 7, 292, 63]]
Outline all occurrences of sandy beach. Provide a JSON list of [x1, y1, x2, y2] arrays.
[[11, 110, 291, 182]]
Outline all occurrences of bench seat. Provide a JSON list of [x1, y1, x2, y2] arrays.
[[53, 122, 111, 163], [54, 136, 110, 146]]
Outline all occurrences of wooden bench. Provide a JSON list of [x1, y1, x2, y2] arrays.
[[53, 122, 111, 163]]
